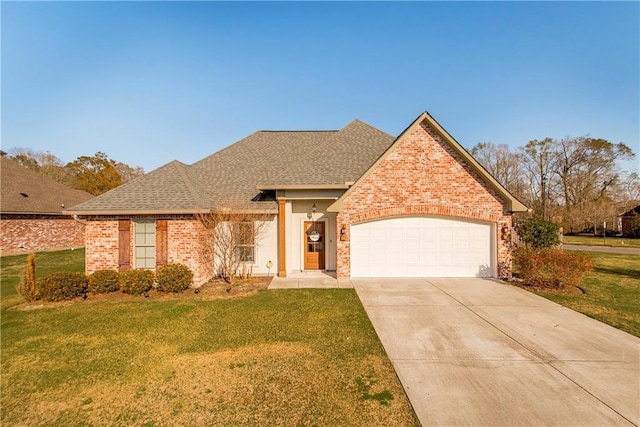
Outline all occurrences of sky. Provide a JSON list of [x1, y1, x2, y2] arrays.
[[2, 1, 639, 174]]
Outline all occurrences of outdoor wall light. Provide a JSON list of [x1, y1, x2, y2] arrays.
[[340, 226, 347, 235], [501, 226, 510, 240], [312, 203, 317, 213]]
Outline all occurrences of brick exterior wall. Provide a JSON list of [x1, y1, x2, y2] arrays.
[[336, 122, 514, 278], [0, 215, 85, 254], [85, 216, 212, 286], [85, 220, 120, 273], [167, 219, 210, 285]]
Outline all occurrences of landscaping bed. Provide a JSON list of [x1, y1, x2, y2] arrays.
[[12, 276, 273, 311]]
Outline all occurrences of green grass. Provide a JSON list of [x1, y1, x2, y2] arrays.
[[534, 252, 640, 337], [1, 250, 418, 426], [0, 249, 86, 309], [563, 234, 640, 248]]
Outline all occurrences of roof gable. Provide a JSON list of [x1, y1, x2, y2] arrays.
[[0, 156, 94, 215], [328, 112, 528, 213]]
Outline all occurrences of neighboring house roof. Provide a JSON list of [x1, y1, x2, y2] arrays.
[[620, 204, 640, 217], [67, 119, 396, 215], [0, 156, 94, 215], [328, 112, 529, 213]]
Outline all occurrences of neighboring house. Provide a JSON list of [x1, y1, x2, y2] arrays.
[[66, 112, 528, 284], [619, 204, 640, 237], [0, 155, 94, 254]]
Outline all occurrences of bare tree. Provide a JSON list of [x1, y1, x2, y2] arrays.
[[196, 210, 273, 287], [521, 138, 558, 221], [470, 142, 528, 202], [7, 148, 72, 185], [554, 137, 634, 232]]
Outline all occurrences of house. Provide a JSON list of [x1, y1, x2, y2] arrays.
[[619, 204, 640, 237], [66, 112, 528, 284], [0, 155, 94, 254]]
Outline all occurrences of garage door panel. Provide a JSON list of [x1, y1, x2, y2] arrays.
[[351, 216, 493, 278]]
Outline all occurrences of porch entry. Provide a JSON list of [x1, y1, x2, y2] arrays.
[[304, 221, 325, 269]]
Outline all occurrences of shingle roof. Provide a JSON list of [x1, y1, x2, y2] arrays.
[[67, 119, 395, 214], [67, 160, 210, 214], [0, 156, 94, 215]]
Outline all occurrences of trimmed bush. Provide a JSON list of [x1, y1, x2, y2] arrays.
[[36, 272, 88, 301], [88, 270, 120, 294], [156, 263, 193, 293], [514, 217, 560, 249], [513, 247, 593, 289], [118, 269, 154, 295]]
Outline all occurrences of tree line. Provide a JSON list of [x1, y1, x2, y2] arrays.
[[470, 137, 638, 234], [4, 148, 144, 196]]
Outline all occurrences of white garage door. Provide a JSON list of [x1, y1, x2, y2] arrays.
[[350, 216, 494, 278]]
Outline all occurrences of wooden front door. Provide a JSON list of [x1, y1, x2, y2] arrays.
[[304, 221, 325, 270]]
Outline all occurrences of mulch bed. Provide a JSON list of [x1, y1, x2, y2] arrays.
[[508, 277, 585, 296], [14, 276, 274, 311]]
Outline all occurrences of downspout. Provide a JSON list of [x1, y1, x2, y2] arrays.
[[72, 214, 88, 225]]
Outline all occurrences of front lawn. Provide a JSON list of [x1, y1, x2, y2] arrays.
[[563, 234, 640, 248], [533, 252, 640, 337], [1, 251, 418, 426]]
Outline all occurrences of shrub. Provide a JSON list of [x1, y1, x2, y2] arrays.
[[118, 269, 154, 295], [156, 264, 193, 293], [88, 270, 120, 293], [36, 272, 88, 301], [514, 217, 560, 249], [513, 247, 593, 289], [17, 253, 37, 302]]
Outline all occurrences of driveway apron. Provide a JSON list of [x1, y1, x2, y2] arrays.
[[353, 278, 640, 427]]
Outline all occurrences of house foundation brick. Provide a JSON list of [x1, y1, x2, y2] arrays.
[[337, 122, 514, 278]]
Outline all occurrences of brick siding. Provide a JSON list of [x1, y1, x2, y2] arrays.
[[336, 122, 514, 278], [85, 220, 120, 273], [167, 219, 210, 285], [85, 216, 211, 286], [0, 216, 85, 254]]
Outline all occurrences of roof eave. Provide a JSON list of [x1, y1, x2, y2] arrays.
[[65, 207, 279, 217], [64, 208, 212, 216], [257, 184, 350, 191], [1, 211, 65, 216]]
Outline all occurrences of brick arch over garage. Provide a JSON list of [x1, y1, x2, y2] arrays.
[[346, 204, 503, 226]]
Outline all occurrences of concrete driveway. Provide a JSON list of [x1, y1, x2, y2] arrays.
[[353, 278, 640, 426]]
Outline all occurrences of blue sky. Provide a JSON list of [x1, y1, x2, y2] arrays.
[[2, 1, 639, 173]]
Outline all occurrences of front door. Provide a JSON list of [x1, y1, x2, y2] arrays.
[[304, 221, 325, 270]]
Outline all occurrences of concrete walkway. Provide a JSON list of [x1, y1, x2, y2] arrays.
[[563, 244, 640, 255], [268, 271, 351, 289], [353, 278, 640, 426]]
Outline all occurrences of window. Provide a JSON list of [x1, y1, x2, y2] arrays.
[[134, 219, 156, 269], [234, 222, 255, 263]]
